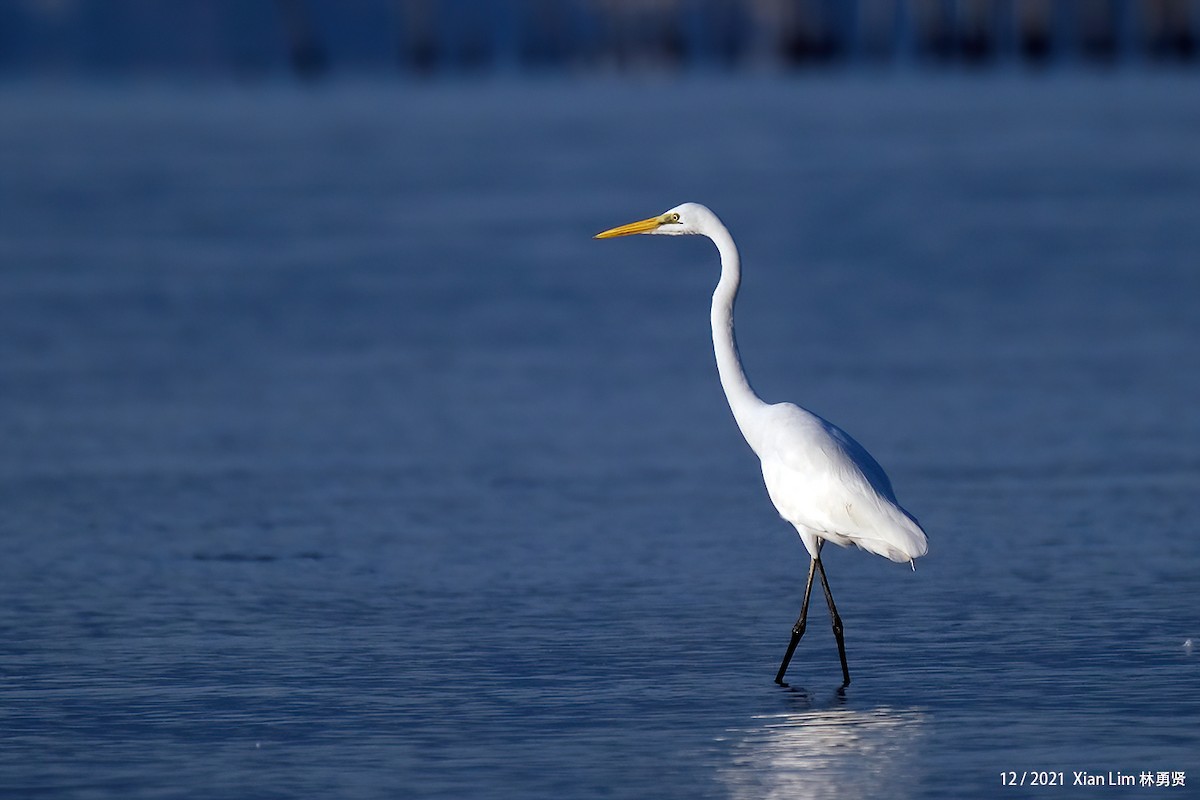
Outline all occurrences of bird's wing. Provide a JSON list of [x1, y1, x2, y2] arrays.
[[816, 415, 899, 504], [757, 403, 927, 563]]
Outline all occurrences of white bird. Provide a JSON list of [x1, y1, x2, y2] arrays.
[[596, 203, 928, 686]]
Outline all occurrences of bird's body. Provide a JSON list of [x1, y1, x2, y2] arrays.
[[596, 202, 927, 685], [753, 402, 927, 564]]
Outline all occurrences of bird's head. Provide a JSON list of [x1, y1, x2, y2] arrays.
[[594, 202, 717, 239]]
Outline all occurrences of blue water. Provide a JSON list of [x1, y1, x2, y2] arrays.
[[1, 74, 1198, 799]]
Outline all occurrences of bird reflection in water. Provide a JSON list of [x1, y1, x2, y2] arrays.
[[716, 694, 926, 800]]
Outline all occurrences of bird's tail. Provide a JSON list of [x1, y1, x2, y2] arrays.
[[858, 506, 928, 564]]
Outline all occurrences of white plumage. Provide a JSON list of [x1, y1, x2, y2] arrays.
[[755, 402, 927, 564], [596, 202, 928, 685]]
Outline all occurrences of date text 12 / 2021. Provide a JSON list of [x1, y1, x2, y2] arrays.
[[1001, 772, 1064, 787]]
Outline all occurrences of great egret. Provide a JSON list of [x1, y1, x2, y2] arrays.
[[595, 203, 928, 686]]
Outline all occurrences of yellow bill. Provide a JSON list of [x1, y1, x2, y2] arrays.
[[594, 215, 665, 239]]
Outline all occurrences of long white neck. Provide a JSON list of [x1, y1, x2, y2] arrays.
[[707, 222, 769, 449]]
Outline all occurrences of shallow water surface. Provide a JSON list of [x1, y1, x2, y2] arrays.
[[0, 75, 1198, 798]]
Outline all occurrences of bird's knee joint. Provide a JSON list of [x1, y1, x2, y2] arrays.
[[791, 621, 806, 638]]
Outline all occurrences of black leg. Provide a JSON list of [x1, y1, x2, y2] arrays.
[[815, 557, 851, 687], [775, 557, 818, 685]]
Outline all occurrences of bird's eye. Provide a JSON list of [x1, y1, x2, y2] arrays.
[[670, 213, 681, 223]]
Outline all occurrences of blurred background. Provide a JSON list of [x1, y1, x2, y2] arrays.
[[2, 2, 1198, 800], [2, 0, 1200, 79]]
